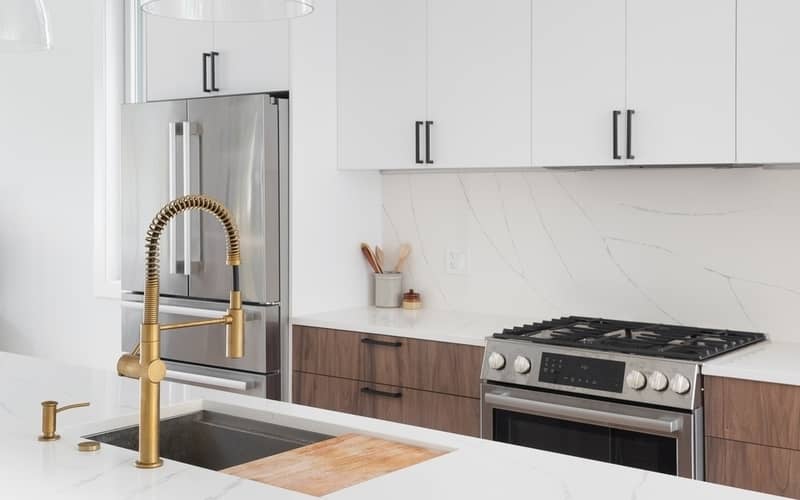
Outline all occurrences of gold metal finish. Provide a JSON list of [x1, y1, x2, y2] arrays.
[[78, 441, 101, 452], [116, 194, 244, 469], [38, 401, 90, 442]]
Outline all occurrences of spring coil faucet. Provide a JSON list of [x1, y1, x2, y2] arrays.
[[117, 194, 244, 468]]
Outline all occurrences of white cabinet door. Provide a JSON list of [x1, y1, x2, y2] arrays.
[[337, 0, 427, 170], [427, 0, 531, 168], [145, 15, 213, 101], [531, 0, 626, 167], [626, 0, 735, 165], [738, 0, 800, 163], [213, 21, 290, 95]]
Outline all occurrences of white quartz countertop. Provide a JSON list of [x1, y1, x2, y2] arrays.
[[703, 340, 800, 386], [291, 306, 534, 346], [0, 351, 784, 499]]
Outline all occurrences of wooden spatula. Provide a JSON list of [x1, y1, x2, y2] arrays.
[[361, 243, 383, 273]]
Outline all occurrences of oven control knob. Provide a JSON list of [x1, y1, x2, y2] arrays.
[[626, 370, 647, 390], [488, 352, 506, 370], [513, 356, 532, 374], [670, 374, 691, 395], [649, 371, 669, 392]]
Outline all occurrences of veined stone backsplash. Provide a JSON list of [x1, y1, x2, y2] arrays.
[[381, 166, 800, 342]]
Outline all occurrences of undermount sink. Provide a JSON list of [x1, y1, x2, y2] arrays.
[[85, 410, 332, 470]]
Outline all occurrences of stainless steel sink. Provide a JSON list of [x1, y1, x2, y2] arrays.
[[85, 410, 332, 470]]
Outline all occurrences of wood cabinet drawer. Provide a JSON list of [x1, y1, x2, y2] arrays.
[[359, 333, 483, 399], [705, 376, 800, 449], [707, 437, 800, 498], [292, 326, 361, 380], [292, 371, 480, 437]]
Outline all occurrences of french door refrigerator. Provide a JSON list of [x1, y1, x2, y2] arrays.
[[121, 93, 288, 400]]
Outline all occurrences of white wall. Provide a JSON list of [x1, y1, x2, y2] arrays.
[[0, 0, 120, 368], [383, 167, 800, 342], [289, 0, 382, 317]]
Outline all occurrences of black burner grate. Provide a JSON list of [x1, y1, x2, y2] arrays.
[[493, 316, 766, 361]]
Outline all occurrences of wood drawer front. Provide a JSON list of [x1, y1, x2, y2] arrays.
[[292, 372, 480, 437], [705, 376, 800, 449], [359, 333, 483, 399], [292, 326, 360, 380], [707, 437, 800, 498]]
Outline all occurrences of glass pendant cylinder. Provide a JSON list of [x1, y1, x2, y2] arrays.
[[140, 0, 314, 22], [0, 0, 51, 52]]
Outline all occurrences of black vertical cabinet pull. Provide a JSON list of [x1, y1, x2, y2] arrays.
[[425, 120, 434, 164], [202, 53, 211, 92], [210, 51, 220, 92], [612, 110, 621, 160], [626, 109, 635, 160], [415, 121, 423, 164]]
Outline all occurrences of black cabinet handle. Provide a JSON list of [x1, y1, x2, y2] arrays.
[[361, 387, 403, 399], [202, 53, 211, 92], [626, 109, 635, 160], [415, 121, 423, 164], [425, 121, 434, 164], [612, 110, 621, 160], [210, 51, 220, 92], [361, 337, 402, 347]]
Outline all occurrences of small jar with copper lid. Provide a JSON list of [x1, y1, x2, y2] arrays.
[[402, 289, 421, 310]]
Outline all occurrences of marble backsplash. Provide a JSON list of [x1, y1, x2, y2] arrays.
[[381, 166, 800, 342]]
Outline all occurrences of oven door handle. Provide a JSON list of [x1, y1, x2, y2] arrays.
[[484, 392, 683, 434]]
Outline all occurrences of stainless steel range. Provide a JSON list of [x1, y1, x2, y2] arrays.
[[481, 316, 765, 479]]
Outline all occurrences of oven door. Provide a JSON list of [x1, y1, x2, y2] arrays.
[[482, 383, 703, 479]]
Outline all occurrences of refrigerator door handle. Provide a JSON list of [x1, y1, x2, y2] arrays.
[[168, 122, 180, 275], [181, 121, 193, 276], [165, 370, 253, 391]]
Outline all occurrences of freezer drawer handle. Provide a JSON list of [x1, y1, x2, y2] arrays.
[[484, 391, 683, 434], [122, 301, 256, 321], [165, 370, 253, 391]]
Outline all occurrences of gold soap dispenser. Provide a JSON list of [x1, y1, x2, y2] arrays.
[[38, 401, 90, 442]]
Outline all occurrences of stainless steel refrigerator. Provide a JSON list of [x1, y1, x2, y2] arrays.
[[120, 93, 288, 400]]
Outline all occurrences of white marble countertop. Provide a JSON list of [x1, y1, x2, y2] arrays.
[[291, 306, 534, 346], [703, 340, 800, 386], [0, 351, 783, 499]]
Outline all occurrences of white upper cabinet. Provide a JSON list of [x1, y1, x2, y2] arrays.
[[531, 0, 626, 167], [212, 22, 289, 96], [144, 15, 288, 102], [146, 16, 214, 101], [626, 0, 735, 165], [337, 0, 427, 170], [427, 0, 531, 168], [737, 0, 800, 164]]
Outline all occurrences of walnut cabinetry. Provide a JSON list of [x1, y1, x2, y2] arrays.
[[292, 326, 483, 437], [705, 376, 800, 498]]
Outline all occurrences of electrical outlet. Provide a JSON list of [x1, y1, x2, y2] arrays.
[[446, 248, 468, 274]]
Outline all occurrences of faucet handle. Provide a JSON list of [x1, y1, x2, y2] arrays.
[[38, 400, 90, 442]]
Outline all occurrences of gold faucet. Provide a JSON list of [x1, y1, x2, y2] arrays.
[[117, 194, 244, 469]]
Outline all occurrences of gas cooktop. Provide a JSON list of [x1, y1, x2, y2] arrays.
[[493, 316, 766, 361]]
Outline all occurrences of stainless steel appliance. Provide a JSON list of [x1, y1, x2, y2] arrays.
[[121, 92, 288, 400], [481, 317, 766, 479]]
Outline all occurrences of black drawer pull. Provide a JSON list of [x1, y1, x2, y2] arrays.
[[210, 51, 220, 92], [361, 338, 402, 347], [415, 121, 423, 164], [626, 109, 635, 160], [202, 52, 211, 92], [425, 120, 434, 164], [361, 387, 402, 399], [612, 110, 621, 160]]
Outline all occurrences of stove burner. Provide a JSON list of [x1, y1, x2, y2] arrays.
[[494, 316, 766, 361]]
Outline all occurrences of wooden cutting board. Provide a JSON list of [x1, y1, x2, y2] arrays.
[[222, 433, 446, 497]]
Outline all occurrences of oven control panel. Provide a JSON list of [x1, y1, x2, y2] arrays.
[[538, 352, 625, 393]]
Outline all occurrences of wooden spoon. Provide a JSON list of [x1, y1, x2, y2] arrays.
[[394, 244, 411, 272], [375, 246, 385, 271], [361, 243, 383, 274]]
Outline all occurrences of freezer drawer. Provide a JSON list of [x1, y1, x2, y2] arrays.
[[122, 294, 279, 373], [163, 360, 279, 399]]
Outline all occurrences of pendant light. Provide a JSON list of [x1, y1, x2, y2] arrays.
[[140, 0, 314, 22], [0, 0, 51, 52]]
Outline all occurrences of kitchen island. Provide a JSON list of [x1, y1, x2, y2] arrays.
[[0, 351, 783, 499]]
